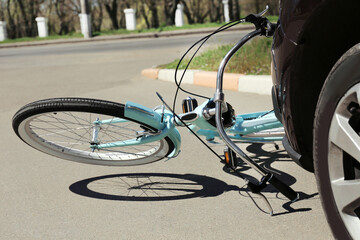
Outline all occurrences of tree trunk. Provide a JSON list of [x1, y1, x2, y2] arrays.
[[46, 1, 54, 36], [55, 0, 71, 35], [17, 0, 31, 36], [181, 1, 193, 24], [163, 0, 179, 25], [148, 0, 159, 28], [6, 0, 16, 38], [233, 0, 240, 20], [254, 0, 260, 14], [0, 1, 5, 21], [140, 1, 150, 29], [228, 0, 234, 21], [92, 0, 103, 32], [103, 0, 119, 29], [209, 0, 221, 23]]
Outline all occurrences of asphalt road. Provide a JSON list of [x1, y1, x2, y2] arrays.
[[0, 31, 333, 239]]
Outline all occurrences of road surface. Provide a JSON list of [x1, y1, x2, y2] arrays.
[[0, 31, 333, 239]]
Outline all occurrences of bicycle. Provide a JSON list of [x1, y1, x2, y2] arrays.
[[12, 7, 298, 214]]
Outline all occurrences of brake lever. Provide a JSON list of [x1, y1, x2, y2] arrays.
[[257, 4, 270, 17], [245, 5, 277, 37], [250, 192, 274, 216]]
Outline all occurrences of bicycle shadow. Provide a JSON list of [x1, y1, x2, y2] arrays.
[[69, 172, 239, 201], [69, 143, 318, 216], [223, 143, 319, 215], [224, 142, 297, 185]]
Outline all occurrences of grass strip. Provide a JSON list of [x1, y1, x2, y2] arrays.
[[159, 37, 272, 75], [0, 16, 277, 45]]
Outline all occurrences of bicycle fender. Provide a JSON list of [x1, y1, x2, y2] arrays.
[[124, 101, 181, 158], [125, 101, 164, 130], [165, 122, 181, 158]]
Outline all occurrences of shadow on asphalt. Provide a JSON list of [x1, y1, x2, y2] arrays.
[[69, 172, 238, 202], [69, 143, 319, 216]]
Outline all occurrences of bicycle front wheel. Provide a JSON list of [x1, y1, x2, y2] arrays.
[[12, 98, 174, 166]]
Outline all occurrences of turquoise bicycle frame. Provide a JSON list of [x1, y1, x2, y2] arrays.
[[184, 99, 283, 142], [92, 101, 181, 158], [93, 100, 283, 159]]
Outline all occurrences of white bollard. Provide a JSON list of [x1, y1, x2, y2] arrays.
[[222, 0, 230, 23], [124, 9, 136, 31], [35, 17, 48, 37], [0, 21, 7, 41], [79, 13, 92, 38], [175, 4, 184, 27]]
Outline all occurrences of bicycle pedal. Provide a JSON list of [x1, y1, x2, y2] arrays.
[[274, 143, 279, 150], [182, 97, 198, 113], [224, 146, 237, 169]]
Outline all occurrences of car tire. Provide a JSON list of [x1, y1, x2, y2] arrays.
[[314, 43, 360, 239]]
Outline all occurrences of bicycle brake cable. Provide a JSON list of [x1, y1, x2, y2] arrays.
[[158, 92, 225, 162], [172, 18, 246, 112]]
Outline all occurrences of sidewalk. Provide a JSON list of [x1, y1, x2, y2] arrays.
[[142, 68, 272, 95], [0, 25, 254, 49]]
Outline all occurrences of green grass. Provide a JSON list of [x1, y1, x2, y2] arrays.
[[0, 16, 278, 45], [159, 37, 272, 75], [0, 24, 223, 44], [0, 32, 83, 44], [93, 22, 228, 36], [96, 16, 278, 36]]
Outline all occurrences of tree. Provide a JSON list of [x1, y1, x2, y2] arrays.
[[163, 0, 179, 25], [91, 0, 103, 31], [208, 0, 222, 23], [5, 0, 17, 38], [181, 0, 209, 24], [55, 0, 80, 35], [233, 0, 240, 20], [146, 0, 159, 28], [140, 0, 159, 28], [0, 0, 48, 38], [139, 1, 150, 28], [17, 0, 46, 37], [0, 0, 5, 21], [102, 0, 119, 29]]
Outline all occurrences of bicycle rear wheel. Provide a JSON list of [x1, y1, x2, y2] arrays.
[[12, 98, 174, 166]]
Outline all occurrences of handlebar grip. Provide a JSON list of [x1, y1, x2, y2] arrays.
[[268, 175, 299, 201]]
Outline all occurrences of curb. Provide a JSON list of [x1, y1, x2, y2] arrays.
[[141, 68, 272, 95]]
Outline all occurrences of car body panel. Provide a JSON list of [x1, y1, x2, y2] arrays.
[[272, 0, 360, 172]]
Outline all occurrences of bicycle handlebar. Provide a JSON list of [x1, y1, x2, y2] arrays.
[[213, 11, 299, 202], [268, 175, 299, 201]]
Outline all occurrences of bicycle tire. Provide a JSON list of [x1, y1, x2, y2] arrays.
[[12, 98, 175, 166]]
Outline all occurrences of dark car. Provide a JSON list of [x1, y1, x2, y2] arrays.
[[271, 0, 360, 239]]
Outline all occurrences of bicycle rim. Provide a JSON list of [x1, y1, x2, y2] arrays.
[[14, 99, 172, 166]]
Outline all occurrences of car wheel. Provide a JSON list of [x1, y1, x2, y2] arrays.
[[314, 43, 360, 239]]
